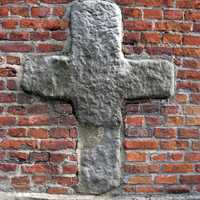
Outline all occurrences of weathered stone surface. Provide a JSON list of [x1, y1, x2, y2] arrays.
[[22, 0, 174, 128], [21, 0, 175, 195], [77, 126, 121, 194], [0, 192, 200, 200]]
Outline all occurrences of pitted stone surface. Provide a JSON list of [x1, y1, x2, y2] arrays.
[[22, 0, 174, 128], [21, 0, 175, 195]]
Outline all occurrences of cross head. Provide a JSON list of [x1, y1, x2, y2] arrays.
[[22, 0, 174, 195]]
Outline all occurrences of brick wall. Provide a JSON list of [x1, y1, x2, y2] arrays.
[[0, 0, 199, 195]]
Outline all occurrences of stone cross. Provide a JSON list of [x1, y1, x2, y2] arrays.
[[22, 0, 174, 195]]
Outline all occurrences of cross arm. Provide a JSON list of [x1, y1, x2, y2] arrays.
[[121, 58, 175, 100], [21, 55, 74, 100]]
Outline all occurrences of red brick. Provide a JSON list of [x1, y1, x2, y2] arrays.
[[151, 153, 167, 162], [125, 151, 146, 162], [135, 0, 173, 7], [30, 32, 50, 41], [178, 128, 199, 139], [146, 47, 173, 56], [194, 23, 200, 32], [40, 0, 71, 3], [128, 176, 152, 185], [2, 20, 18, 29], [160, 140, 188, 150], [124, 20, 152, 31], [50, 153, 65, 163], [176, 0, 200, 8], [7, 80, 17, 90], [185, 153, 200, 162], [162, 164, 193, 173], [142, 32, 161, 43], [136, 186, 161, 193], [52, 177, 78, 186], [52, 32, 67, 41], [124, 116, 145, 126], [177, 81, 200, 92], [6, 56, 20, 65], [0, 163, 17, 172], [0, 93, 16, 103], [191, 94, 200, 104], [49, 128, 69, 138], [115, 0, 135, 5], [28, 128, 48, 139], [69, 128, 78, 138], [143, 9, 162, 19], [185, 117, 200, 126], [126, 128, 152, 138], [123, 32, 140, 44], [163, 34, 182, 44], [0, 67, 17, 77], [164, 10, 183, 20], [124, 139, 158, 150], [0, 44, 33, 52], [174, 48, 200, 57], [22, 164, 59, 174], [0, 116, 16, 125], [166, 116, 184, 126], [192, 141, 200, 150], [183, 59, 200, 69], [155, 22, 192, 32], [122, 8, 141, 18], [9, 152, 29, 161], [11, 176, 30, 191], [7, 128, 27, 137], [0, 7, 9, 16], [10, 7, 29, 17], [124, 164, 160, 173], [10, 32, 29, 41], [195, 164, 200, 172], [18, 115, 49, 126], [7, 105, 26, 115], [185, 11, 200, 21], [53, 7, 65, 17], [175, 94, 188, 103], [161, 105, 180, 115], [165, 186, 190, 194], [0, 140, 37, 150], [42, 19, 69, 30], [30, 152, 49, 162], [62, 165, 78, 174], [177, 70, 200, 80], [48, 187, 68, 194], [169, 153, 183, 162], [154, 128, 176, 138], [37, 44, 63, 52], [31, 7, 50, 17], [183, 35, 200, 45], [180, 175, 200, 184], [184, 105, 200, 115], [155, 175, 177, 185], [32, 176, 47, 185], [40, 140, 76, 150], [0, 32, 7, 40]]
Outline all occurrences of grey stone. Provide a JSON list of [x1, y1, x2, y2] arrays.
[[1, 192, 200, 200], [76, 126, 121, 194], [21, 0, 175, 195]]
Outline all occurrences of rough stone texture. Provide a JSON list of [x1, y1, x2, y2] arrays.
[[1, 192, 200, 200], [76, 126, 121, 194], [22, 0, 174, 128], [21, 0, 175, 195]]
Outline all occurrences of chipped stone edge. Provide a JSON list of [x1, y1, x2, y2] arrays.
[[1, 192, 200, 200]]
